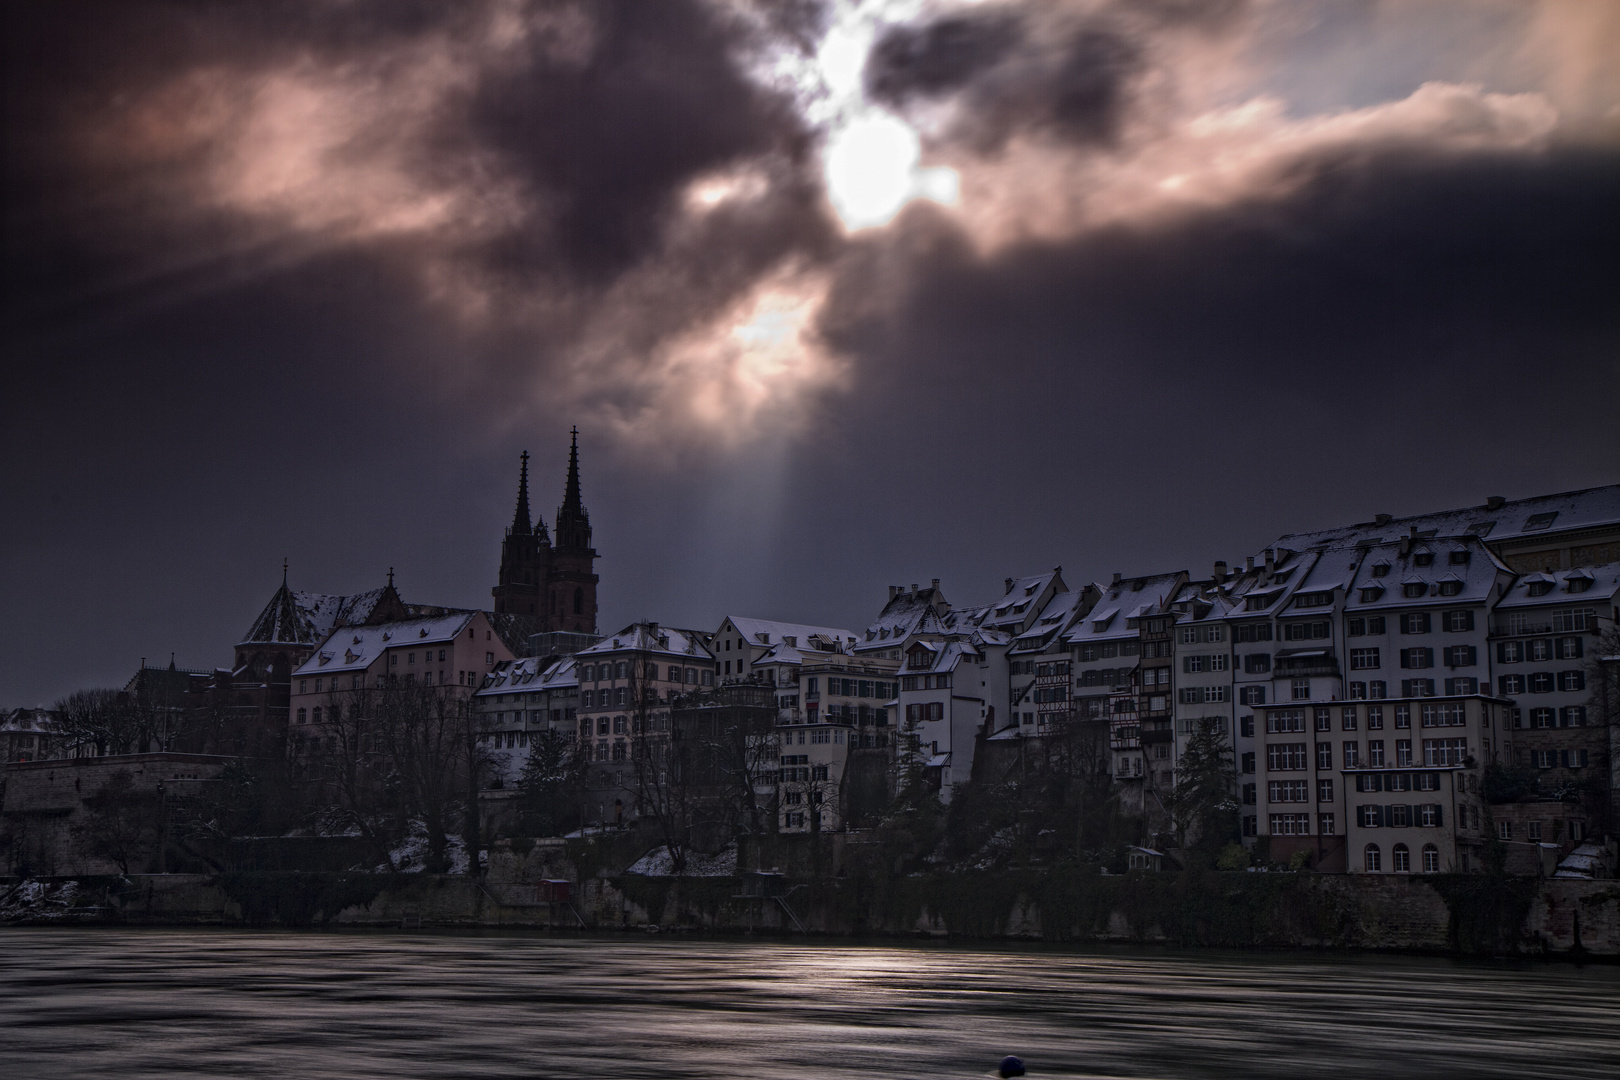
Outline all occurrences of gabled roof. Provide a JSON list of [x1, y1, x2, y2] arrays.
[[239, 584, 392, 647], [861, 582, 950, 646], [292, 612, 479, 677], [721, 616, 859, 652], [1062, 572, 1186, 643], [579, 623, 714, 659], [1345, 537, 1510, 611], [982, 570, 1063, 632]]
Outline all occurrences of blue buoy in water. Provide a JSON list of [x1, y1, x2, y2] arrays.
[[998, 1056, 1026, 1078]]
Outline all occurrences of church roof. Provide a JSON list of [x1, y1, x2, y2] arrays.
[[237, 584, 390, 647]]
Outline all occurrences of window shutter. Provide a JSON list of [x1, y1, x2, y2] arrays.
[[1465, 646, 1477, 666], [1433, 804, 1443, 827], [1496, 642, 1508, 663], [1460, 610, 1474, 631], [1400, 651, 1410, 669], [1422, 648, 1434, 667]]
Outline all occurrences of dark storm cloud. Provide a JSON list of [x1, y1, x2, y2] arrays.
[[865, 6, 1143, 153]]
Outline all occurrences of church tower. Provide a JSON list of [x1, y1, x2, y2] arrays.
[[492, 451, 552, 616], [547, 428, 598, 634]]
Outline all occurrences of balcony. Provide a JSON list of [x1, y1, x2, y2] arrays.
[[1491, 621, 1554, 637]]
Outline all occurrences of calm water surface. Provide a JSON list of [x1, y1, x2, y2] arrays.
[[1, 930, 1616, 1078]]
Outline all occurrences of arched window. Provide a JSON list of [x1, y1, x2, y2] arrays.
[[574, 587, 583, 615], [311, 706, 323, 724], [1364, 843, 1381, 872], [1422, 844, 1440, 873], [1392, 843, 1410, 873], [296, 708, 307, 725]]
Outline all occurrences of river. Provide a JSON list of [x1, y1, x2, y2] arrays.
[[0, 931, 1615, 1078]]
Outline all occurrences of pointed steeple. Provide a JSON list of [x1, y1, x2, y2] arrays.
[[555, 426, 591, 552], [562, 428, 582, 515], [511, 451, 533, 535]]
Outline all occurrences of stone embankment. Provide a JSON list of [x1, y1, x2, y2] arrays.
[[3, 861, 1616, 958]]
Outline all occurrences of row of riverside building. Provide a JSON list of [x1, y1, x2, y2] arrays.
[[7, 440, 1618, 876]]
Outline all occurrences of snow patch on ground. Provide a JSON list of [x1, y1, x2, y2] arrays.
[[626, 845, 738, 877], [370, 820, 484, 873]]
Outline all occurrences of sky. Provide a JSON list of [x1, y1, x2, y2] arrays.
[[3, 0, 1617, 707]]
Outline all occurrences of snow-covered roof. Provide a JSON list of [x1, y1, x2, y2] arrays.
[[721, 616, 859, 652], [860, 582, 951, 647], [982, 571, 1062, 632], [239, 584, 391, 647], [904, 638, 981, 675], [1495, 563, 1620, 609], [1344, 537, 1509, 613], [1012, 588, 1088, 650], [579, 623, 714, 659], [477, 656, 577, 698], [1063, 573, 1185, 643], [293, 612, 478, 677], [1272, 484, 1620, 553]]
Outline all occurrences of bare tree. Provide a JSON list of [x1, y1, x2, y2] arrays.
[[372, 681, 476, 874], [304, 685, 401, 871], [48, 689, 165, 757], [629, 659, 694, 873], [1583, 623, 1620, 838]]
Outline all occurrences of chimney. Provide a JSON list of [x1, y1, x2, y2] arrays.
[[931, 578, 940, 592], [910, 583, 919, 597], [1485, 495, 1505, 511], [1374, 513, 1393, 526], [1264, 549, 1275, 574], [1005, 578, 1015, 593], [1111, 572, 1122, 586], [1246, 556, 1255, 573], [889, 585, 899, 601], [1214, 560, 1228, 582]]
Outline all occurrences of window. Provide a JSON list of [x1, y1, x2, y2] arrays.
[[1316, 742, 1333, 770], [1396, 739, 1412, 767], [1423, 738, 1466, 766], [1444, 610, 1474, 632], [1498, 674, 1526, 695], [1368, 740, 1384, 767], [1442, 646, 1477, 667], [1366, 705, 1383, 730], [1240, 715, 1255, 738], [1559, 670, 1586, 692], [1560, 706, 1587, 727], [296, 708, 307, 724], [1267, 710, 1305, 733], [1241, 752, 1255, 773], [1349, 681, 1367, 700], [1438, 581, 1462, 597], [1292, 679, 1310, 700], [1269, 780, 1309, 802], [1244, 653, 1271, 674], [1343, 741, 1359, 768], [1242, 783, 1256, 804], [1267, 743, 1307, 770], [1315, 707, 1333, 732], [1318, 813, 1336, 836], [1393, 844, 1411, 873], [1555, 637, 1583, 660], [1422, 844, 1440, 873], [1350, 648, 1380, 670], [1402, 583, 1426, 599], [1400, 613, 1431, 634], [1529, 672, 1554, 693], [1419, 804, 1441, 827], [1400, 647, 1434, 669], [1284, 621, 1331, 641], [311, 707, 322, 723], [1365, 844, 1382, 872], [1420, 702, 1466, 727], [1318, 778, 1334, 803], [1240, 685, 1266, 705], [1269, 813, 1312, 836], [1551, 607, 1596, 632], [1401, 679, 1436, 698]]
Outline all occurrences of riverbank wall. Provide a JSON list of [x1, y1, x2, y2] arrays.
[[4, 868, 1616, 957]]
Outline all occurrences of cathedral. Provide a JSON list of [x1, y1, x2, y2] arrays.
[[491, 428, 599, 634]]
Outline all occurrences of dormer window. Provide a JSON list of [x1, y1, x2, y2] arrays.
[[1024, 585, 1036, 596], [1449, 550, 1470, 565], [1360, 586, 1384, 602], [1371, 563, 1390, 578], [1438, 581, 1462, 597], [1566, 577, 1591, 594], [1523, 512, 1558, 531], [1412, 551, 1434, 567], [1465, 521, 1496, 537], [1528, 581, 1554, 597], [1403, 583, 1426, 598]]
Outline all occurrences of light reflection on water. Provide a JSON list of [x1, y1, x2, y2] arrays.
[[0, 931, 1616, 1079]]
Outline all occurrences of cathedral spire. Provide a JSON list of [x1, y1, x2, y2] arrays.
[[512, 451, 533, 535], [562, 428, 582, 515]]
